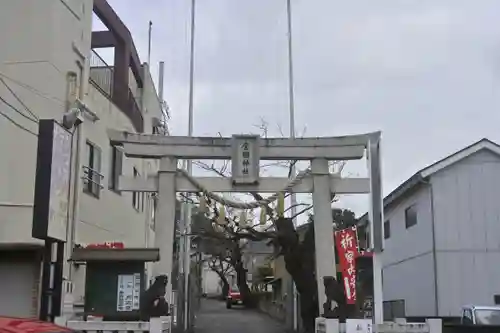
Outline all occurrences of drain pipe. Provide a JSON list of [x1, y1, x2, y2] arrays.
[[63, 71, 84, 282], [67, 128, 82, 282], [421, 178, 439, 316], [67, 57, 97, 280]]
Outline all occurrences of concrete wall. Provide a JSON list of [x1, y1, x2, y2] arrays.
[[431, 150, 500, 316], [0, 0, 164, 245], [201, 265, 221, 296], [381, 183, 436, 316], [0, 0, 94, 245], [76, 82, 154, 246], [0, 0, 165, 304]]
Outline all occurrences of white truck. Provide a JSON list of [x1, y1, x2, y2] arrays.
[[461, 305, 500, 325]]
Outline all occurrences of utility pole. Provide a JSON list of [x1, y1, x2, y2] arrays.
[[286, 0, 299, 330], [181, 0, 196, 331]]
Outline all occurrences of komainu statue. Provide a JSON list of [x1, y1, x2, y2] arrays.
[[322, 276, 348, 321], [140, 274, 170, 320]]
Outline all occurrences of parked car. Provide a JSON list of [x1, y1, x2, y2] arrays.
[[0, 316, 75, 333], [226, 285, 242, 309], [461, 305, 500, 325]]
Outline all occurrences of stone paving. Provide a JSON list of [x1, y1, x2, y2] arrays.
[[194, 299, 289, 333]]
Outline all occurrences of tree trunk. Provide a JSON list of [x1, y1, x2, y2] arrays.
[[274, 218, 318, 333], [215, 272, 230, 299], [209, 260, 231, 300], [231, 245, 254, 307]]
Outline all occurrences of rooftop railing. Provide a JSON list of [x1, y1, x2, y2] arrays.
[[89, 49, 114, 98]]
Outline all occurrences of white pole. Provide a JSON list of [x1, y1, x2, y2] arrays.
[[159, 61, 165, 102], [286, 0, 296, 146], [286, 0, 299, 330], [159, 61, 167, 125], [147, 21, 153, 65], [187, 0, 195, 140], [183, 0, 196, 330]]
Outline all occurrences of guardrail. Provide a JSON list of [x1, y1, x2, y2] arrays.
[[315, 317, 442, 333], [55, 316, 172, 333]]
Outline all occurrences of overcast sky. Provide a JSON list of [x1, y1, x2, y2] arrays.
[[101, 0, 500, 215]]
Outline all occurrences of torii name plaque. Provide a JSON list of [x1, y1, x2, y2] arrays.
[[231, 134, 260, 186]]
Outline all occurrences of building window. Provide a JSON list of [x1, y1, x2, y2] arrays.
[[83, 141, 102, 198], [463, 309, 473, 324], [75, 61, 83, 99], [109, 145, 123, 193], [383, 299, 406, 321], [132, 168, 140, 210], [384, 220, 391, 239], [83, 141, 102, 197], [151, 196, 157, 231], [405, 205, 417, 229], [494, 295, 500, 305]]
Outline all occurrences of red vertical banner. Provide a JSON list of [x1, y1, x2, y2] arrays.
[[334, 226, 359, 304]]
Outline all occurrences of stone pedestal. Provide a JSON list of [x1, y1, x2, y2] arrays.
[[315, 317, 339, 333]]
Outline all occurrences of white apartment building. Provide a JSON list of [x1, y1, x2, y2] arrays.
[[0, 0, 166, 317]]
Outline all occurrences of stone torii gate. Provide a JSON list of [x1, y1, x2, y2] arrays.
[[108, 130, 385, 324]]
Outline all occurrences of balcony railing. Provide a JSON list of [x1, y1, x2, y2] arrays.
[[126, 88, 144, 133], [82, 165, 104, 198], [89, 49, 114, 97], [88, 49, 144, 132]]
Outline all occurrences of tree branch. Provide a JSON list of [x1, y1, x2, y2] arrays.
[[290, 204, 314, 220]]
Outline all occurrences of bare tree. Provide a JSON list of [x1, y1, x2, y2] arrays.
[[191, 205, 264, 307], [204, 256, 233, 299]]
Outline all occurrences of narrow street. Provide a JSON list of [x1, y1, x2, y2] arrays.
[[194, 299, 289, 333]]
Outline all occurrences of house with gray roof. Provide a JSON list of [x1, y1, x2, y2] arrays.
[[359, 138, 500, 318]]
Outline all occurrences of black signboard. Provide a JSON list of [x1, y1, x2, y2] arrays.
[[32, 120, 72, 241], [355, 254, 374, 319]]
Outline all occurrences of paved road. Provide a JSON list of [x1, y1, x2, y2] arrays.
[[194, 299, 288, 333]]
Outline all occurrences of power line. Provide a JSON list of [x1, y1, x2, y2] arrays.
[[0, 81, 39, 135], [0, 109, 38, 136], [0, 71, 65, 106], [0, 77, 39, 121], [0, 94, 38, 123]]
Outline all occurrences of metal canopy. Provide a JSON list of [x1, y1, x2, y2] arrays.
[[70, 248, 160, 262]]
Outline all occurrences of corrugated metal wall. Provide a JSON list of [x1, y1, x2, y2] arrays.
[[432, 150, 500, 316]]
